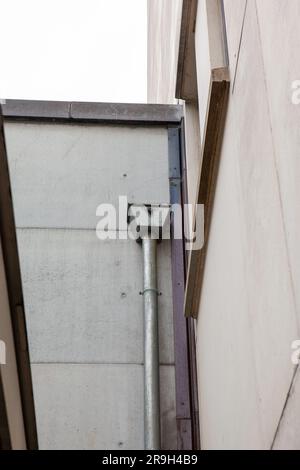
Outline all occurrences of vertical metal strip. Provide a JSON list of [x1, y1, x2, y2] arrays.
[[168, 127, 193, 450]]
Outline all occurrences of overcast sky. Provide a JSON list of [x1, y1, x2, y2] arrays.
[[0, 0, 147, 103]]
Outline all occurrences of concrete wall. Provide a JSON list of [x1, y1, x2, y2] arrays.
[[148, 0, 300, 449], [147, 0, 183, 104], [4, 122, 176, 450], [196, 0, 300, 449]]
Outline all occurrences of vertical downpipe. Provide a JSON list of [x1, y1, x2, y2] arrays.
[[142, 235, 161, 450]]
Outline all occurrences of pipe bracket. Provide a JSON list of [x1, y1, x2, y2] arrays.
[[139, 289, 162, 296]]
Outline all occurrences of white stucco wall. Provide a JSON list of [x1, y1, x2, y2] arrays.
[[5, 122, 176, 450]]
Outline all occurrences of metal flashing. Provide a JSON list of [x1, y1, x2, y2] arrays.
[[2, 100, 183, 125]]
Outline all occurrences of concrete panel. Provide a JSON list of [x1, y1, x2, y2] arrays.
[[0, 242, 26, 449], [2, 100, 70, 119], [195, 0, 228, 141], [4, 123, 170, 229], [196, 0, 299, 448], [17, 229, 174, 365], [273, 366, 300, 449], [159, 365, 177, 450], [6, 115, 177, 448], [196, 96, 263, 450], [32, 363, 176, 450], [223, 0, 247, 85], [232, 0, 298, 447], [255, 0, 300, 320]]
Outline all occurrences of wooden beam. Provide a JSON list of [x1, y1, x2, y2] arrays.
[[184, 67, 230, 318]]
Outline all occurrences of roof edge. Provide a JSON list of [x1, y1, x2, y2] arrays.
[[2, 100, 183, 125]]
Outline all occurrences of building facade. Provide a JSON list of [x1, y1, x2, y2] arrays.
[[1, 100, 195, 450], [148, 0, 300, 449]]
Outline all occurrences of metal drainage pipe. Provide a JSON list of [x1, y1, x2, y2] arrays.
[[142, 235, 161, 450]]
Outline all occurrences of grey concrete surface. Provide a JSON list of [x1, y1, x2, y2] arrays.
[[147, 0, 183, 104], [223, 0, 247, 86], [17, 228, 174, 365], [32, 363, 176, 450]]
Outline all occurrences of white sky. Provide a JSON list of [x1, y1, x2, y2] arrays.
[[0, 0, 147, 103]]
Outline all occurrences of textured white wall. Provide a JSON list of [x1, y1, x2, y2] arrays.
[[147, 0, 183, 104], [196, 0, 300, 449], [5, 122, 176, 450]]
